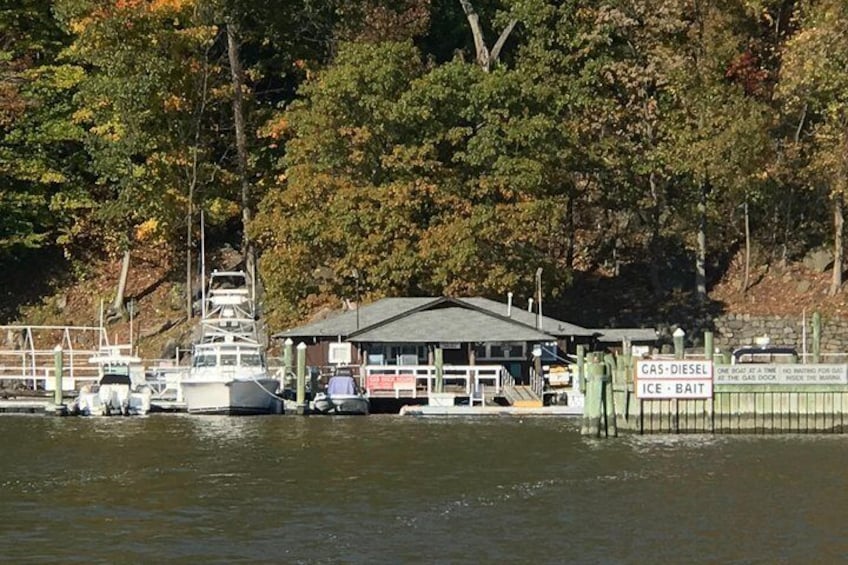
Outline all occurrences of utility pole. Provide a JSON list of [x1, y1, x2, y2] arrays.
[[536, 268, 543, 330]]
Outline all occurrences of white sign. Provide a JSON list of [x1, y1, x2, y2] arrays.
[[636, 379, 713, 399], [328, 342, 352, 365], [715, 364, 848, 385], [635, 360, 713, 399]]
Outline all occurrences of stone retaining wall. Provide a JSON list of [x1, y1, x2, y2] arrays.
[[711, 314, 848, 355]]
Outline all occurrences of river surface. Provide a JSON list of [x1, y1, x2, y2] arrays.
[[0, 414, 846, 564]]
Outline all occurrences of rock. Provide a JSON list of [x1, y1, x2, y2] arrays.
[[803, 247, 833, 273], [796, 280, 811, 294], [140, 317, 184, 339], [160, 338, 182, 360]]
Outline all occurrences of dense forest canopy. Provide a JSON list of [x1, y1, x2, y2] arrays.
[[1, 0, 846, 328]]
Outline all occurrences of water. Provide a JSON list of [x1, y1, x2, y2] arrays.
[[1, 415, 846, 564]]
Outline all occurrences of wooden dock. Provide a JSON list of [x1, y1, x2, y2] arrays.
[[578, 338, 848, 436], [399, 404, 581, 417], [0, 398, 54, 414]]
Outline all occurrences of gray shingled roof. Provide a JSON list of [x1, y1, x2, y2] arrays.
[[458, 297, 596, 337], [273, 296, 597, 341], [273, 297, 438, 339], [348, 307, 555, 343], [593, 328, 658, 342]]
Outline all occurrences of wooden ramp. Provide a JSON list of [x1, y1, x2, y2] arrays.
[[504, 384, 543, 408]]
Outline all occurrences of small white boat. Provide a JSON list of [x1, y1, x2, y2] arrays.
[[311, 372, 370, 415], [73, 345, 151, 416]]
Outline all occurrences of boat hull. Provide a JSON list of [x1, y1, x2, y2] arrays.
[[311, 394, 370, 415], [72, 384, 151, 416], [182, 378, 282, 415]]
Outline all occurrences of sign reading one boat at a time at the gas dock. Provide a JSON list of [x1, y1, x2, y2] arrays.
[[635, 360, 713, 399]]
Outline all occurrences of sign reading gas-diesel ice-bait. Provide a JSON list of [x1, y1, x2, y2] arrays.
[[635, 360, 713, 399]]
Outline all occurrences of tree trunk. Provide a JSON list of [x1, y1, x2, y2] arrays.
[[648, 171, 662, 298], [695, 177, 707, 304], [458, 0, 517, 72], [830, 194, 844, 295], [111, 250, 131, 317], [226, 22, 254, 273], [185, 44, 210, 321], [742, 195, 750, 294], [565, 192, 575, 270]]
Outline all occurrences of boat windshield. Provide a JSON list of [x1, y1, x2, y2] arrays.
[[241, 353, 263, 367], [193, 353, 217, 368], [221, 353, 238, 366], [210, 274, 247, 290]]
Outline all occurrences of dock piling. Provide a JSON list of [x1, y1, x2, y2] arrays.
[[576, 345, 585, 395], [704, 331, 714, 361], [813, 312, 821, 364], [53, 345, 63, 407], [283, 338, 293, 389], [581, 355, 607, 437], [673, 328, 685, 360], [296, 342, 306, 415], [434, 347, 443, 393]]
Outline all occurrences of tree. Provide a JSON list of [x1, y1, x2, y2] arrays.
[[0, 0, 87, 258], [778, 0, 848, 295]]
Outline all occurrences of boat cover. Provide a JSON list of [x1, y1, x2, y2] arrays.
[[327, 376, 356, 395]]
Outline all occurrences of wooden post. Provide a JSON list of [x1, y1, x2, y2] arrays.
[[581, 355, 605, 437], [618, 352, 632, 425], [283, 338, 293, 389], [296, 342, 307, 415], [53, 345, 63, 407], [704, 331, 715, 433], [812, 311, 821, 364], [533, 349, 542, 388], [576, 345, 585, 394], [434, 347, 444, 393], [603, 360, 617, 437], [673, 328, 685, 360], [704, 331, 714, 361]]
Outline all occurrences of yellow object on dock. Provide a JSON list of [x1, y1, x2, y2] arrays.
[[512, 399, 544, 408]]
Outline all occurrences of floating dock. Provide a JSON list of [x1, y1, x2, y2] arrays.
[[399, 404, 582, 417], [0, 398, 52, 414]]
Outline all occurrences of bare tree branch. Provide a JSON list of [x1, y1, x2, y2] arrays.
[[459, 0, 490, 70], [490, 19, 517, 65]]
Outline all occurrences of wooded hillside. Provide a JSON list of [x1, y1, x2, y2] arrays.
[[3, 1, 848, 332]]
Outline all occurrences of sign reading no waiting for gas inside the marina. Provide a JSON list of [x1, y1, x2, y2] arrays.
[[635, 360, 713, 399]]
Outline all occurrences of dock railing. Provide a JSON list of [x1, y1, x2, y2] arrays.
[[363, 364, 502, 396], [0, 325, 106, 391]]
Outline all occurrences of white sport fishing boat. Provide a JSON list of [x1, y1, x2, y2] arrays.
[[181, 270, 282, 415], [73, 344, 152, 416]]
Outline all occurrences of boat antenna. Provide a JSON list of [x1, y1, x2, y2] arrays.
[[200, 209, 206, 319], [252, 259, 256, 311]]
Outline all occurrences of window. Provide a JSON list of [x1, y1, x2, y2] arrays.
[[378, 344, 428, 365], [477, 342, 526, 360], [193, 353, 216, 368], [241, 353, 262, 367]]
